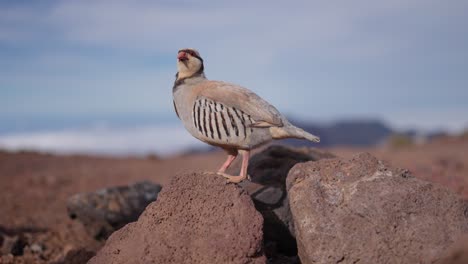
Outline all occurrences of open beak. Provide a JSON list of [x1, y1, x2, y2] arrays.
[[177, 52, 188, 61]]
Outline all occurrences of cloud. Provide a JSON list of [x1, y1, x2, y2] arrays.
[[1, 0, 467, 131], [0, 123, 205, 156], [0, 1, 444, 55], [0, 51, 175, 116], [41, 1, 467, 54], [4, 0, 467, 66]]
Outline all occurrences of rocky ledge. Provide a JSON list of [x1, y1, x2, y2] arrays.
[[73, 146, 468, 264]]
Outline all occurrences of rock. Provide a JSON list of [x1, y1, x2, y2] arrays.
[[247, 180, 296, 259], [287, 152, 468, 264], [241, 145, 334, 258], [253, 186, 283, 205], [0, 227, 29, 257], [0, 234, 27, 256], [67, 181, 162, 240], [0, 225, 53, 263], [89, 172, 265, 264], [29, 243, 43, 254], [247, 145, 335, 186], [436, 236, 468, 264], [266, 254, 300, 264], [51, 248, 96, 264]]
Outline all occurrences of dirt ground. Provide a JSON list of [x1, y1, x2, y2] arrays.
[[1, 137, 467, 263], [0, 150, 224, 263], [331, 136, 468, 198]]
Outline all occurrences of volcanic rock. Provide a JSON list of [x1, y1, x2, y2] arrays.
[[89, 172, 265, 264], [67, 181, 162, 240], [287, 152, 468, 264]]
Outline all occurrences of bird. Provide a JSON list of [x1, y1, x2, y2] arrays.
[[172, 48, 320, 183]]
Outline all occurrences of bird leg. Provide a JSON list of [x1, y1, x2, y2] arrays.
[[217, 150, 250, 183], [218, 153, 238, 173]]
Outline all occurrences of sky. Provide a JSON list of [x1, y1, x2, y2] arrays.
[[1, 0, 468, 134]]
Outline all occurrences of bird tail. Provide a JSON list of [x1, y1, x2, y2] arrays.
[[270, 125, 320, 143]]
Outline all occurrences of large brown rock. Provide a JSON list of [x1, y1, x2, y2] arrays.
[[88, 172, 265, 264], [286, 152, 468, 264]]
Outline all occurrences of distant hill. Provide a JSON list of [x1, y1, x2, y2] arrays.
[[281, 119, 393, 147]]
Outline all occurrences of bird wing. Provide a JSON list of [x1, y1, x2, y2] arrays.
[[194, 81, 284, 127]]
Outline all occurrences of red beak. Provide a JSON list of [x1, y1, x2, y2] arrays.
[[177, 52, 187, 60]]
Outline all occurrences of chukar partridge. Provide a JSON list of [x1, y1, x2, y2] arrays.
[[173, 48, 320, 183]]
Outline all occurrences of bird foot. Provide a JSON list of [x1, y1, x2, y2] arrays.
[[217, 172, 250, 183]]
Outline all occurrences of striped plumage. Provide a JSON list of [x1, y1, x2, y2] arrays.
[[192, 97, 255, 145], [172, 48, 320, 183]]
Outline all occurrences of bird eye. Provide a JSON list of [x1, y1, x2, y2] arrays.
[[187, 50, 195, 56]]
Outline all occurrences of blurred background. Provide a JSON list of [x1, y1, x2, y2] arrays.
[[1, 0, 467, 156], [1, 2, 468, 263]]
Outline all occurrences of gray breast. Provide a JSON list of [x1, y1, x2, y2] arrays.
[[192, 97, 254, 144]]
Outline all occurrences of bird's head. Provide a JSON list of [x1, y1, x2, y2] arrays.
[[176, 48, 204, 79]]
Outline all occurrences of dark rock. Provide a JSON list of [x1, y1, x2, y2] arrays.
[[264, 238, 301, 264], [67, 181, 162, 240], [249, 182, 296, 258], [267, 254, 300, 264], [0, 225, 49, 259], [0, 226, 31, 257], [242, 145, 334, 259], [0, 234, 27, 256], [51, 248, 95, 264], [253, 186, 283, 205], [287, 152, 468, 264], [248, 145, 334, 186], [89, 172, 265, 264]]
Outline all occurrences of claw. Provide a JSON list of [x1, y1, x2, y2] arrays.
[[215, 150, 250, 184], [217, 172, 246, 183]]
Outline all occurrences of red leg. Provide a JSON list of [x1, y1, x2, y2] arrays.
[[217, 150, 250, 183], [218, 153, 238, 173]]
